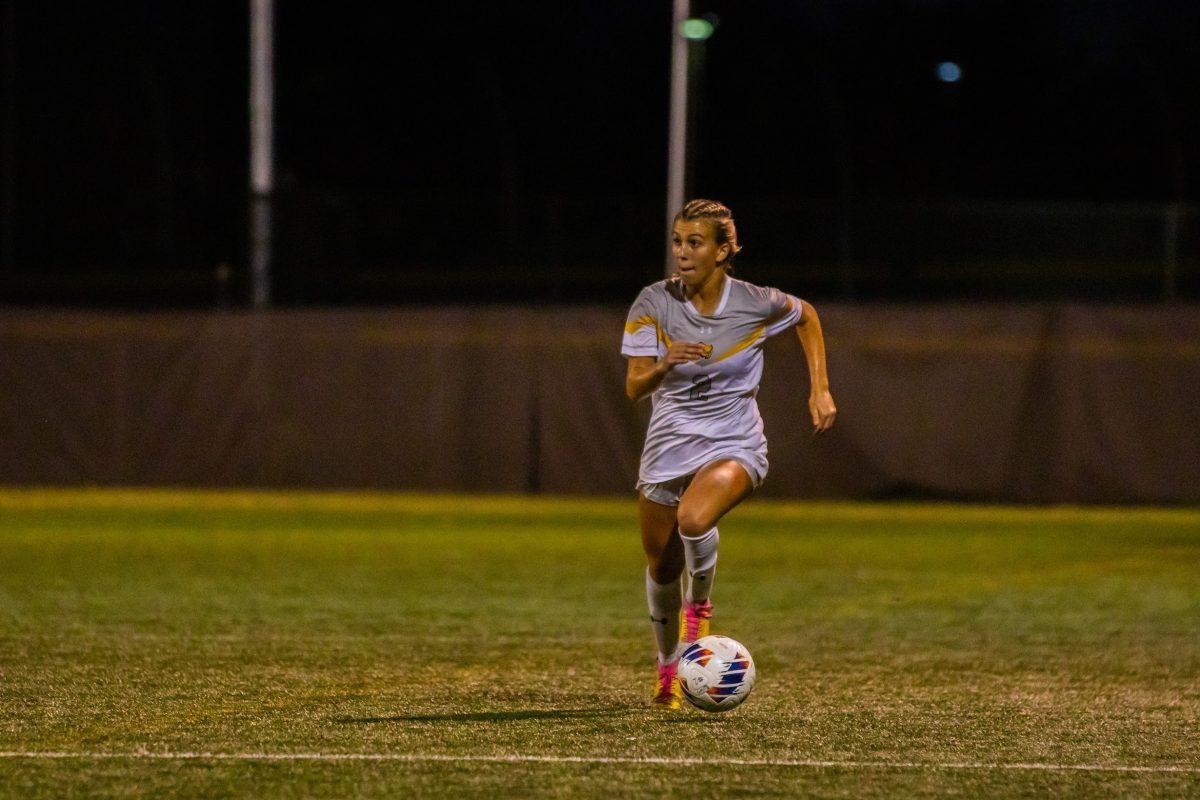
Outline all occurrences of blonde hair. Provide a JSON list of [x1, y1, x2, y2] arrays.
[[674, 198, 742, 269]]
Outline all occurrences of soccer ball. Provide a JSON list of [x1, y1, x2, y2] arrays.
[[677, 634, 756, 712]]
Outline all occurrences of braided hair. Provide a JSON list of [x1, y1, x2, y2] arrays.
[[673, 198, 743, 271]]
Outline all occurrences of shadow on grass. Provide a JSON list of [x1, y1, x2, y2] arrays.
[[656, 714, 730, 724], [335, 707, 636, 724]]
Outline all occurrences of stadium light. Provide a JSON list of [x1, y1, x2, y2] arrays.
[[680, 18, 714, 41], [936, 61, 963, 83]]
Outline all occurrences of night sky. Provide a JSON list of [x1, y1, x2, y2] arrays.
[[3, 1, 1198, 305]]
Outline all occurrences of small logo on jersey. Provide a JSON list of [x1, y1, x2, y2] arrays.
[[650, 615, 669, 626], [699, 342, 713, 359], [689, 374, 712, 401]]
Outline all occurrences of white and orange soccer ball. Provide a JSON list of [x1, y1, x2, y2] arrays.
[[677, 635, 756, 712]]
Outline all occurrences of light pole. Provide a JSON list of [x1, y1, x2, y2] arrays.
[[665, 0, 689, 276], [249, 0, 274, 308], [665, 7, 716, 277]]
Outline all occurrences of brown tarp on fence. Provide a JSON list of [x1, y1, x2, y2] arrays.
[[1, 305, 1197, 504]]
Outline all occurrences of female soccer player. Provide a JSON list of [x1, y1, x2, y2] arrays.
[[622, 199, 836, 708]]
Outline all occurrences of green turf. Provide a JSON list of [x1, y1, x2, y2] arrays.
[[1, 489, 1198, 798]]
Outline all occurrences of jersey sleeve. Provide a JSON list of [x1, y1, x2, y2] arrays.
[[763, 287, 804, 338], [621, 286, 664, 358]]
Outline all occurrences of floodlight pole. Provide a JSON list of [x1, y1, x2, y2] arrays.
[[665, 0, 689, 276], [249, 0, 274, 309], [1, 0, 15, 272]]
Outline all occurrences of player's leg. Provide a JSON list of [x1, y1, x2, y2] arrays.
[[639, 493, 684, 707], [676, 459, 755, 642], [677, 459, 755, 537]]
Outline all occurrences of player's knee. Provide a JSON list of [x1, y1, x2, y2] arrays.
[[676, 506, 711, 539]]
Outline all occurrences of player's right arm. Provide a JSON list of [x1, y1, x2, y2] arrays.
[[625, 344, 708, 402], [622, 285, 707, 402]]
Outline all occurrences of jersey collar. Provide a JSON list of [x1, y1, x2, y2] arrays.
[[685, 273, 733, 319]]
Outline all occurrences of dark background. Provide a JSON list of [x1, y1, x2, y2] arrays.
[[3, 1, 1198, 307]]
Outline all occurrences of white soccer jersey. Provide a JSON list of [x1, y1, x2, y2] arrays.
[[621, 275, 803, 484]]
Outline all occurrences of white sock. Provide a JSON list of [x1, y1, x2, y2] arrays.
[[645, 567, 682, 663], [682, 526, 719, 604]]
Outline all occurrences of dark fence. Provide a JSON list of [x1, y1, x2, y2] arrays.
[[1, 304, 1198, 504]]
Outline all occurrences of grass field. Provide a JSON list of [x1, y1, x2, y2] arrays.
[[1, 489, 1198, 798]]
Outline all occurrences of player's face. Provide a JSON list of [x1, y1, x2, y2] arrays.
[[672, 219, 730, 287]]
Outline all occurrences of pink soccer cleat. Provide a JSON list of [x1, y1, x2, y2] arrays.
[[650, 658, 683, 709], [680, 599, 713, 645]]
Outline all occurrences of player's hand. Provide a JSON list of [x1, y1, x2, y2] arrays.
[[809, 389, 836, 434], [661, 341, 708, 370]]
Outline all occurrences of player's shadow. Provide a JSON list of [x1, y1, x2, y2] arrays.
[[335, 708, 633, 724], [656, 714, 730, 725]]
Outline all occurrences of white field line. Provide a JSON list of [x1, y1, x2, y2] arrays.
[[0, 752, 1197, 774]]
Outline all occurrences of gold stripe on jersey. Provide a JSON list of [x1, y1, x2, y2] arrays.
[[624, 315, 657, 334], [713, 324, 766, 363], [711, 299, 799, 362], [624, 315, 672, 348]]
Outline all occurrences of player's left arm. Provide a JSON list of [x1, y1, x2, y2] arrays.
[[795, 300, 836, 433]]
